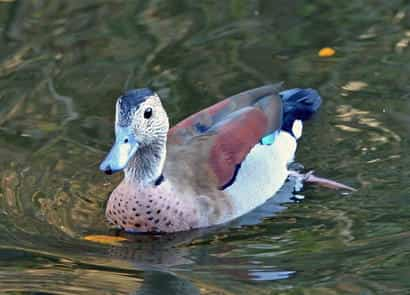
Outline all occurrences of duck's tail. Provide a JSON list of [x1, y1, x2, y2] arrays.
[[279, 88, 321, 138]]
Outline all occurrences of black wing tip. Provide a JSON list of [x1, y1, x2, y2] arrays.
[[280, 88, 322, 134]]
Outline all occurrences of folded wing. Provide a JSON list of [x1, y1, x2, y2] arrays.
[[167, 84, 284, 189]]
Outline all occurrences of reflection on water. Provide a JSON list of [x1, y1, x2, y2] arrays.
[[1, 0, 410, 294]]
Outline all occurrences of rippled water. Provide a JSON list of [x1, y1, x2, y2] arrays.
[[1, 1, 409, 294]]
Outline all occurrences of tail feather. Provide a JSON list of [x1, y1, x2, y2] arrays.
[[279, 88, 321, 136]]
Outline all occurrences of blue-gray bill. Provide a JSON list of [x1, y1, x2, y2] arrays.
[[99, 127, 139, 175]]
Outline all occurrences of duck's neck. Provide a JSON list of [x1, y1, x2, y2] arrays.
[[124, 138, 166, 186]]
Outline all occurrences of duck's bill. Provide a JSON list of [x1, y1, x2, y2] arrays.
[[99, 130, 139, 175]]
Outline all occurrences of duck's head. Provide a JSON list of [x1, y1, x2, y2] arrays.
[[100, 88, 169, 175]]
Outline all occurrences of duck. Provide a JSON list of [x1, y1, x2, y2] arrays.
[[99, 84, 322, 233]]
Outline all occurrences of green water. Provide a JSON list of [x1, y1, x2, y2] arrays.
[[0, 0, 409, 294]]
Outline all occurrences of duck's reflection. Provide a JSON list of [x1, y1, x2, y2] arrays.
[[133, 271, 199, 295]]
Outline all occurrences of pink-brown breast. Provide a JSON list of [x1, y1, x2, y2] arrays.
[[106, 180, 201, 233]]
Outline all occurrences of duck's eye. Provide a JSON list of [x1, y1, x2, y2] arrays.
[[144, 107, 153, 119]]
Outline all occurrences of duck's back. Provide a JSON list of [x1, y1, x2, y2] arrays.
[[167, 84, 283, 188], [168, 84, 283, 145], [165, 84, 321, 224]]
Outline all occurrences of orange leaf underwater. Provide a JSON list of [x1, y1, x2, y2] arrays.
[[83, 235, 128, 245], [318, 47, 336, 57]]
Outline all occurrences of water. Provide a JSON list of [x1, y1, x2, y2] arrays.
[[0, 0, 409, 294]]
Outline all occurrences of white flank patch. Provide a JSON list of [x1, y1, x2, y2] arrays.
[[292, 120, 303, 140], [224, 130, 298, 220]]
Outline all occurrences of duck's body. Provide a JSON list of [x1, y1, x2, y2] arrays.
[[101, 85, 321, 233]]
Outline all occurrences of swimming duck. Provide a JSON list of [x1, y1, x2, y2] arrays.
[[100, 84, 321, 233]]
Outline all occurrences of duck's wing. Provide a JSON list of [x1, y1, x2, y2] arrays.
[[168, 84, 283, 145], [167, 104, 280, 190]]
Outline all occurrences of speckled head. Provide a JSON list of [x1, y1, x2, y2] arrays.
[[117, 88, 154, 127], [100, 88, 170, 175]]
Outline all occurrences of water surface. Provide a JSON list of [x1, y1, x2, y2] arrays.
[[1, 1, 410, 294]]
